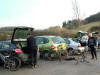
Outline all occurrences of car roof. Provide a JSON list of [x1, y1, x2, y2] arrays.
[[35, 36, 59, 38], [0, 40, 11, 43], [64, 38, 72, 40]]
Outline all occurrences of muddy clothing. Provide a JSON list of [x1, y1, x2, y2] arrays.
[[27, 36, 38, 66], [88, 37, 97, 59]]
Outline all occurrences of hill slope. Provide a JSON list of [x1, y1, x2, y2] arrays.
[[85, 12, 100, 23], [71, 21, 100, 34], [0, 26, 14, 35]]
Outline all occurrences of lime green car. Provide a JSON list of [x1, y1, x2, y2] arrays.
[[35, 36, 67, 58]]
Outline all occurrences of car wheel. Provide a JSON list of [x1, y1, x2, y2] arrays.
[[4, 56, 21, 71], [43, 52, 49, 59], [43, 51, 55, 61], [68, 48, 74, 56]]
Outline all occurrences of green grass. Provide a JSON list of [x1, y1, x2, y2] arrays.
[[71, 21, 100, 34]]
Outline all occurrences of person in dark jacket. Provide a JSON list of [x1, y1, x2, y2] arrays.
[[27, 33, 38, 68], [88, 33, 97, 60]]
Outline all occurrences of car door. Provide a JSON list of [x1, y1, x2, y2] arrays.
[[36, 37, 45, 52], [36, 37, 50, 52], [42, 37, 49, 50]]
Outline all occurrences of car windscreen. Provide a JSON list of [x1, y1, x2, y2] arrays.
[[73, 40, 79, 43], [52, 37, 65, 44], [71, 39, 79, 43], [64, 38, 70, 44]]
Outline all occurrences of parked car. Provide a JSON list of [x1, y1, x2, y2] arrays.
[[35, 36, 67, 59], [64, 38, 85, 55], [11, 26, 40, 63], [0, 40, 22, 70]]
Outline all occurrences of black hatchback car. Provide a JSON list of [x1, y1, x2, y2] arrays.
[[0, 41, 16, 51], [0, 27, 39, 66], [0, 40, 24, 71], [0, 40, 23, 64], [0, 40, 23, 54], [11, 26, 40, 63]]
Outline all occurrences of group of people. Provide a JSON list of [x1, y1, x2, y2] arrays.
[[81, 33, 97, 60]]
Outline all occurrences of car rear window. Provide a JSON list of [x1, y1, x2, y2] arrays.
[[52, 37, 65, 44], [14, 29, 28, 39]]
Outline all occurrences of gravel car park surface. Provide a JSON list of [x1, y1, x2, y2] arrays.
[[0, 50, 100, 75]]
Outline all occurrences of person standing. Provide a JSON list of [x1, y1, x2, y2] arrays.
[[27, 33, 38, 68], [81, 33, 88, 46], [88, 33, 97, 60]]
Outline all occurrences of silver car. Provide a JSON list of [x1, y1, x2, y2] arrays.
[[64, 38, 85, 55]]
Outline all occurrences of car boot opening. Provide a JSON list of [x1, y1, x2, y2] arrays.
[[13, 41, 28, 54]]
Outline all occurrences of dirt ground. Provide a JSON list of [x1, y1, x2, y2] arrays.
[[0, 50, 100, 75]]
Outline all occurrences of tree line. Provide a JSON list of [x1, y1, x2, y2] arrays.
[[63, 12, 100, 29]]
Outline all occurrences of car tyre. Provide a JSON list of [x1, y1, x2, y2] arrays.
[[68, 48, 74, 56], [4, 56, 21, 71]]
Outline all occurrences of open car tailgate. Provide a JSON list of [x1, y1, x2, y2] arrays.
[[11, 26, 34, 43]]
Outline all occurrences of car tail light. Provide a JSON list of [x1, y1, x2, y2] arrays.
[[51, 45, 56, 50], [77, 44, 81, 48], [14, 49, 23, 54]]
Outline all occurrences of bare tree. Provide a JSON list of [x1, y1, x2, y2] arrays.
[[72, 0, 81, 26]]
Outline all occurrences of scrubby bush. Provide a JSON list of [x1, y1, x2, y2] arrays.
[[0, 33, 11, 41], [32, 26, 73, 37], [0, 26, 73, 41]]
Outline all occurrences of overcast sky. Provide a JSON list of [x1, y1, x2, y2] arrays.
[[0, 0, 100, 29]]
